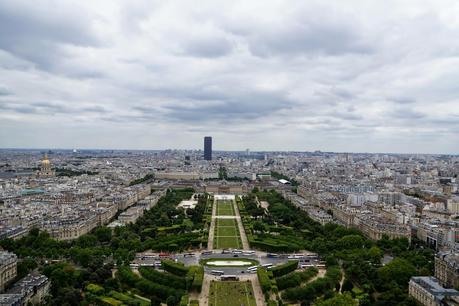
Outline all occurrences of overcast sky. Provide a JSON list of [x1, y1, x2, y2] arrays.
[[0, 0, 458, 153]]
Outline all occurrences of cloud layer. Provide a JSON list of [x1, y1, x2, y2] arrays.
[[0, 0, 458, 153]]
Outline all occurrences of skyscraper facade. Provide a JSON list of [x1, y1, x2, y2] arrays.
[[204, 136, 212, 160]]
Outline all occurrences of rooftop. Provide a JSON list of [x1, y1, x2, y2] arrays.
[[410, 276, 459, 301]]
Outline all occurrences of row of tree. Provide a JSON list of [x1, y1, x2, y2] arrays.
[[244, 189, 433, 305]]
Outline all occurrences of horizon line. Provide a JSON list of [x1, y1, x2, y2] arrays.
[[0, 147, 457, 156]]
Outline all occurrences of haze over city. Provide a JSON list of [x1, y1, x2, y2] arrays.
[[0, 0, 458, 153]]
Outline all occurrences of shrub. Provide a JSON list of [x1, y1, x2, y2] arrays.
[[191, 266, 204, 292], [271, 260, 298, 277], [257, 268, 272, 293], [179, 294, 189, 306], [139, 267, 188, 290], [161, 260, 189, 276], [275, 267, 318, 290], [282, 266, 342, 302], [86, 283, 104, 295]]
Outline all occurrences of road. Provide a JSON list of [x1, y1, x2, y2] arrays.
[[133, 250, 321, 275]]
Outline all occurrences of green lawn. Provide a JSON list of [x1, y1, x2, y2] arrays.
[[217, 226, 239, 236], [216, 201, 235, 216], [209, 281, 257, 306], [214, 236, 241, 249], [216, 219, 237, 226], [214, 217, 241, 249]]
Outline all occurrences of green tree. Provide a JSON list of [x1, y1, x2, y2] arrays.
[[253, 221, 266, 233], [94, 227, 112, 243], [378, 258, 416, 288], [315, 293, 358, 306], [368, 246, 383, 264]]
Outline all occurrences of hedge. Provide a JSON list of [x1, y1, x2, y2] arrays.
[[282, 266, 342, 302], [161, 259, 189, 276], [139, 267, 188, 290], [116, 266, 185, 302], [191, 266, 204, 292], [257, 268, 271, 293], [179, 294, 189, 306], [86, 283, 104, 295], [136, 279, 184, 301], [271, 260, 299, 277], [99, 296, 122, 306], [108, 291, 149, 306], [275, 267, 318, 290], [249, 239, 300, 253]]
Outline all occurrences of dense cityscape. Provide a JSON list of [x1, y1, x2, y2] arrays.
[[0, 137, 457, 305], [1, 1, 459, 305]]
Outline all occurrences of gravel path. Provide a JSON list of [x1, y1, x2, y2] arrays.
[[207, 197, 217, 250], [250, 274, 267, 306]]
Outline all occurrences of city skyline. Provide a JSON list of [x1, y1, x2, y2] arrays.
[[0, 1, 458, 154]]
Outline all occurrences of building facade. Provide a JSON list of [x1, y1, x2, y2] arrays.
[[435, 252, 459, 289], [409, 276, 459, 306], [0, 273, 50, 306], [0, 252, 17, 293], [204, 136, 212, 161]]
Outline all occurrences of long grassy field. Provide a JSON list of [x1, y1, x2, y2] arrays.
[[216, 200, 235, 216], [209, 281, 257, 306], [214, 201, 241, 249]]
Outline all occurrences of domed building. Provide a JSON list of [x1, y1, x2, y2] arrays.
[[36, 153, 55, 178]]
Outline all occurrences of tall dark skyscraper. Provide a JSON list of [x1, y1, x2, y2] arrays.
[[204, 136, 212, 160]]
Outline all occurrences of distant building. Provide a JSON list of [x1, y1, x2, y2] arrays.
[[0, 273, 50, 306], [204, 136, 212, 161], [0, 252, 17, 293], [36, 154, 55, 178], [409, 276, 459, 306], [155, 172, 200, 180], [204, 180, 246, 194], [435, 252, 459, 289]]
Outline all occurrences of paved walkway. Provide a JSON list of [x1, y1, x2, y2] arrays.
[[233, 198, 250, 250], [211, 215, 239, 220], [207, 197, 217, 250], [199, 274, 212, 306], [250, 274, 267, 306]]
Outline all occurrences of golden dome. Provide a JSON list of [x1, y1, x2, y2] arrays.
[[41, 153, 50, 165]]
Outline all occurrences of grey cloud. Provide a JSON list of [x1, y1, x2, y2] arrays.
[[0, 1, 100, 69], [245, 20, 372, 57], [389, 96, 416, 104], [82, 105, 107, 113], [0, 100, 108, 116], [327, 111, 363, 121], [162, 89, 295, 122], [331, 88, 355, 99], [389, 108, 426, 120], [0, 1, 458, 153], [0, 102, 37, 114], [0, 86, 12, 96], [31, 102, 73, 114], [181, 36, 233, 58]]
